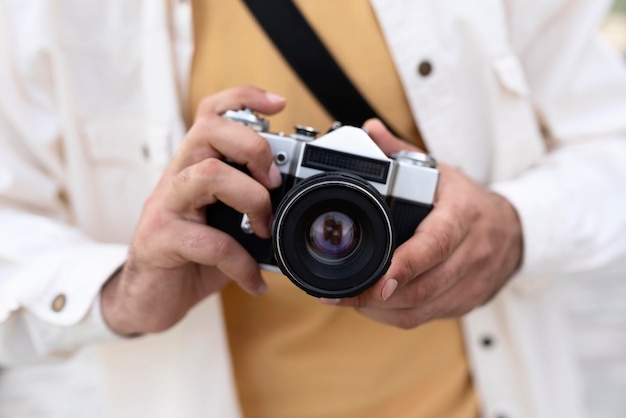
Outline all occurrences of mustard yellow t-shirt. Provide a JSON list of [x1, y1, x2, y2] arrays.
[[189, 1, 479, 417]]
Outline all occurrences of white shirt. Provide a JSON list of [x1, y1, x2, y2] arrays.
[[1, 0, 626, 417]]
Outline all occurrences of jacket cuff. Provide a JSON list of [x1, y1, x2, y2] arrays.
[[13, 244, 129, 355], [490, 171, 568, 280]]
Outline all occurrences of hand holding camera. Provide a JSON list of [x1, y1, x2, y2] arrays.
[[101, 86, 285, 336], [207, 108, 439, 298], [329, 119, 524, 329], [100, 85, 522, 336]]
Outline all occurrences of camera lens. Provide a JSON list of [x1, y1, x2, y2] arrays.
[[273, 172, 395, 298], [307, 211, 361, 264]]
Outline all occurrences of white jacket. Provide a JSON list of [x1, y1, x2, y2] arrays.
[[1, 1, 626, 417]]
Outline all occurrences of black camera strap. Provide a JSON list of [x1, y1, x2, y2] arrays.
[[241, 0, 395, 131]]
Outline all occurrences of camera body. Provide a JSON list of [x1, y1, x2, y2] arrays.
[[205, 109, 439, 298]]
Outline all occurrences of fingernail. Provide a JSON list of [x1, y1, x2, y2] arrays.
[[265, 91, 285, 104], [256, 281, 267, 295], [381, 279, 398, 301], [319, 298, 341, 305], [269, 162, 282, 188]]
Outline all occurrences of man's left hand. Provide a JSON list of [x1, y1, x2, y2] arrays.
[[321, 119, 523, 329]]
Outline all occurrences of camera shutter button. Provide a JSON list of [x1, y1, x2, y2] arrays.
[[294, 125, 318, 138]]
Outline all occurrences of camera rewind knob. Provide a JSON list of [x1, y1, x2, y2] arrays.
[[294, 125, 319, 138], [391, 150, 438, 168]]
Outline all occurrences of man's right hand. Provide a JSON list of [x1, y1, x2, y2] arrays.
[[101, 86, 286, 336]]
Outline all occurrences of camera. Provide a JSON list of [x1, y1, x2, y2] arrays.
[[205, 109, 439, 298]]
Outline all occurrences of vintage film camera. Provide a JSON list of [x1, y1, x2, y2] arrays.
[[205, 109, 439, 298]]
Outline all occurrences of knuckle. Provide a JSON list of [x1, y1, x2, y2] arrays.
[[210, 233, 236, 260], [140, 207, 169, 235], [472, 241, 494, 266], [474, 248, 491, 267], [407, 281, 436, 306], [450, 203, 473, 231], [196, 97, 215, 118], [394, 311, 421, 330], [172, 167, 193, 189], [467, 204, 481, 223], [133, 213, 171, 255], [193, 112, 219, 130], [196, 97, 223, 117], [142, 193, 161, 212], [247, 136, 272, 159], [394, 253, 419, 283], [430, 229, 452, 260], [430, 217, 456, 260], [196, 157, 224, 178]]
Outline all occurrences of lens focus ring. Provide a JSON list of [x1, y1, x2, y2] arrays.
[[273, 172, 395, 298]]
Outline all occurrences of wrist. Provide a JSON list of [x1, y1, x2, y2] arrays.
[[491, 191, 524, 272], [100, 266, 143, 337]]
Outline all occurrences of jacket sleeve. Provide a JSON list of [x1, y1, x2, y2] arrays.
[[0, 3, 126, 366], [491, 0, 626, 279]]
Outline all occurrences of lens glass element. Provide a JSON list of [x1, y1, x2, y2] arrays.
[[307, 211, 360, 264]]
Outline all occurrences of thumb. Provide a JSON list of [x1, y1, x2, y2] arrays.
[[362, 118, 425, 156]]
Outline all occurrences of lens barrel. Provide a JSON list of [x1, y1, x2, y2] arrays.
[[273, 172, 395, 298]]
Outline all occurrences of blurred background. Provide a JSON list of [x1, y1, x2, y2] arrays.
[[605, 0, 626, 53]]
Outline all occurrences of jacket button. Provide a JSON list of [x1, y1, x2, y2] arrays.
[[142, 144, 151, 161], [417, 60, 433, 77], [51, 294, 67, 312], [481, 335, 495, 348]]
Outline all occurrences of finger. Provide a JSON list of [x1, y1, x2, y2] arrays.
[[385, 201, 470, 285], [336, 203, 469, 309], [170, 116, 282, 191], [421, 241, 513, 318], [337, 232, 473, 310], [169, 86, 286, 183], [371, 204, 469, 301], [199, 118, 283, 190], [163, 219, 266, 296], [195, 85, 286, 119], [354, 289, 472, 328], [351, 272, 473, 329], [362, 118, 425, 155], [383, 271, 491, 328], [165, 158, 273, 237], [388, 237, 472, 308], [352, 239, 508, 328], [421, 279, 487, 320], [354, 306, 432, 330]]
